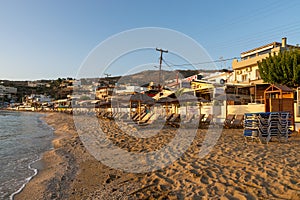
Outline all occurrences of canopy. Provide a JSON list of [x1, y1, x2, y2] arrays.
[[130, 93, 155, 104]]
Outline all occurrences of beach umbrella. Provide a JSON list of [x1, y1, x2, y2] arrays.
[[156, 96, 177, 115], [111, 95, 131, 113], [130, 93, 155, 120], [196, 96, 210, 115], [156, 96, 177, 103], [176, 94, 209, 115], [130, 93, 155, 104], [98, 101, 112, 113]]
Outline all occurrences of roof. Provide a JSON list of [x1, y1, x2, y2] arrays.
[[241, 42, 281, 56], [241, 41, 299, 57], [265, 84, 293, 93], [130, 93, 155, 103], [274, 84, 294, 92]]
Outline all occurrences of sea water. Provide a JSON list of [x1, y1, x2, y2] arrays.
[[0, 111, 54, 199]]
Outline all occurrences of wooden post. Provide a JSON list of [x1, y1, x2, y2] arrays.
[[130, 101, 132, 118], [139, 101, 141, 121]]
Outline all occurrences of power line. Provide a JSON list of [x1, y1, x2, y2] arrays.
[[162, 59, 172, 68], [162, 57, 239, 67]]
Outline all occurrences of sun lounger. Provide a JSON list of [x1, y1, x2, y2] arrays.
[[223, 114, 235, 128], [199, 114, 213, 128], [165, 113, 174, 122], [243, 113, 260, 142], [167, 114, 181, 127], [107, 112, 119, 120], [137, 113, 153, 124], [278, 112, 292, 142], [244, 112, 292, 143], [230, 114, 244, 128], [182, 114, 195, 123], [138, 113, 159, 125], [197, 114, 206, 126]]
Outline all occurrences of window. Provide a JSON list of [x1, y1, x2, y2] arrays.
[[241, 74, 248, 82], [255, 69, 261, 80]]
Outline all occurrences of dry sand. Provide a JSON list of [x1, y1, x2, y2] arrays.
[[15, 112, 300, 199]]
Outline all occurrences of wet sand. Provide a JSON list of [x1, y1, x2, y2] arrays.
[[15, 112, 300, 199]]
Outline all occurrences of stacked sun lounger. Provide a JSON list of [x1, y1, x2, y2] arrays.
[[244, 113, 260, 141], [244, 112, 292, 143]]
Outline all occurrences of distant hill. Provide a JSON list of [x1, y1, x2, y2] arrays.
[[98, 69, 230, 86], [97, 69, 199, 86]]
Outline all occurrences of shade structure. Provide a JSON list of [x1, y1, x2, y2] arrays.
[[130, 93, 155, 104], [155, 96, 177, 116], [177, 94, 210, 103], [98, 101, 112, 108], [156, 96, 177, 104], [129, 93, 155, 121], [155, 94, 209, 115], [111, 95, 131, 103], [175, 94, 210, 116]]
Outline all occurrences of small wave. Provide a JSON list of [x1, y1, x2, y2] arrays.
[[9, 156, 40, 200]]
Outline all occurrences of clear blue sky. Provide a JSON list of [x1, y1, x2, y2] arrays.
[[1, 0, 300, 80]]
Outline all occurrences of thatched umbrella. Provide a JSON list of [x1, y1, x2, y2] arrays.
[[111, 95, 131, 113], [97, 101, 111, 114], [177, 94, 210, 115], [196, 96, 210, 115], [130, 93, 155, 120], [156, 96, 177, 115]]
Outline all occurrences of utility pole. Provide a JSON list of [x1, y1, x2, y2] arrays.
[[104, 73, 111, 78], [156, 48, 168, 91]]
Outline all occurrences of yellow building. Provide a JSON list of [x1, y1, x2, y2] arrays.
[[230, 37, 299, 103], [231, 37, 297, 84], [190, 81, 214, 100], [96, 85, 115, 101]]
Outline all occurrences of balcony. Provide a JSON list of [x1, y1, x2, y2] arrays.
[[232, 54, 269, 70]]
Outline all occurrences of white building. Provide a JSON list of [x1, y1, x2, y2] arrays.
[[0, 85, 17, 95]]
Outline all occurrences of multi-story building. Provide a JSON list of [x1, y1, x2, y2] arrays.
[[95, 83, 115, 101], [230, 37, 299, 103], [231, 37, 297, 84]]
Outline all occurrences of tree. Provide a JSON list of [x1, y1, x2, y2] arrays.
[[80, 95, 90, 100], [258, 49, 300, 87]]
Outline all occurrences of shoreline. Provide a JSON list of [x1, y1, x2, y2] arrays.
[[14, 112, 79, 200], [10, 156, 41, 199], [14, 112, 300, 199], [10, 113, 54, 199]]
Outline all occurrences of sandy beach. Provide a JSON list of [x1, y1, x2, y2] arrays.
[[15, 112, 300, 199]]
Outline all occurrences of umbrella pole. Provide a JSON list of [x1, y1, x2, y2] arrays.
[[186, 102, 187, 116], [166, 102, 168, 116], [139, 101, 141, 121], [130, 101, 132, 118], [226, 100, 228, 117], [199, 102, 201, 115]]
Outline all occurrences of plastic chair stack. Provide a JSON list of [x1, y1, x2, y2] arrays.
[[244, 112, 292, 143], [278, 112, 292, 142]]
